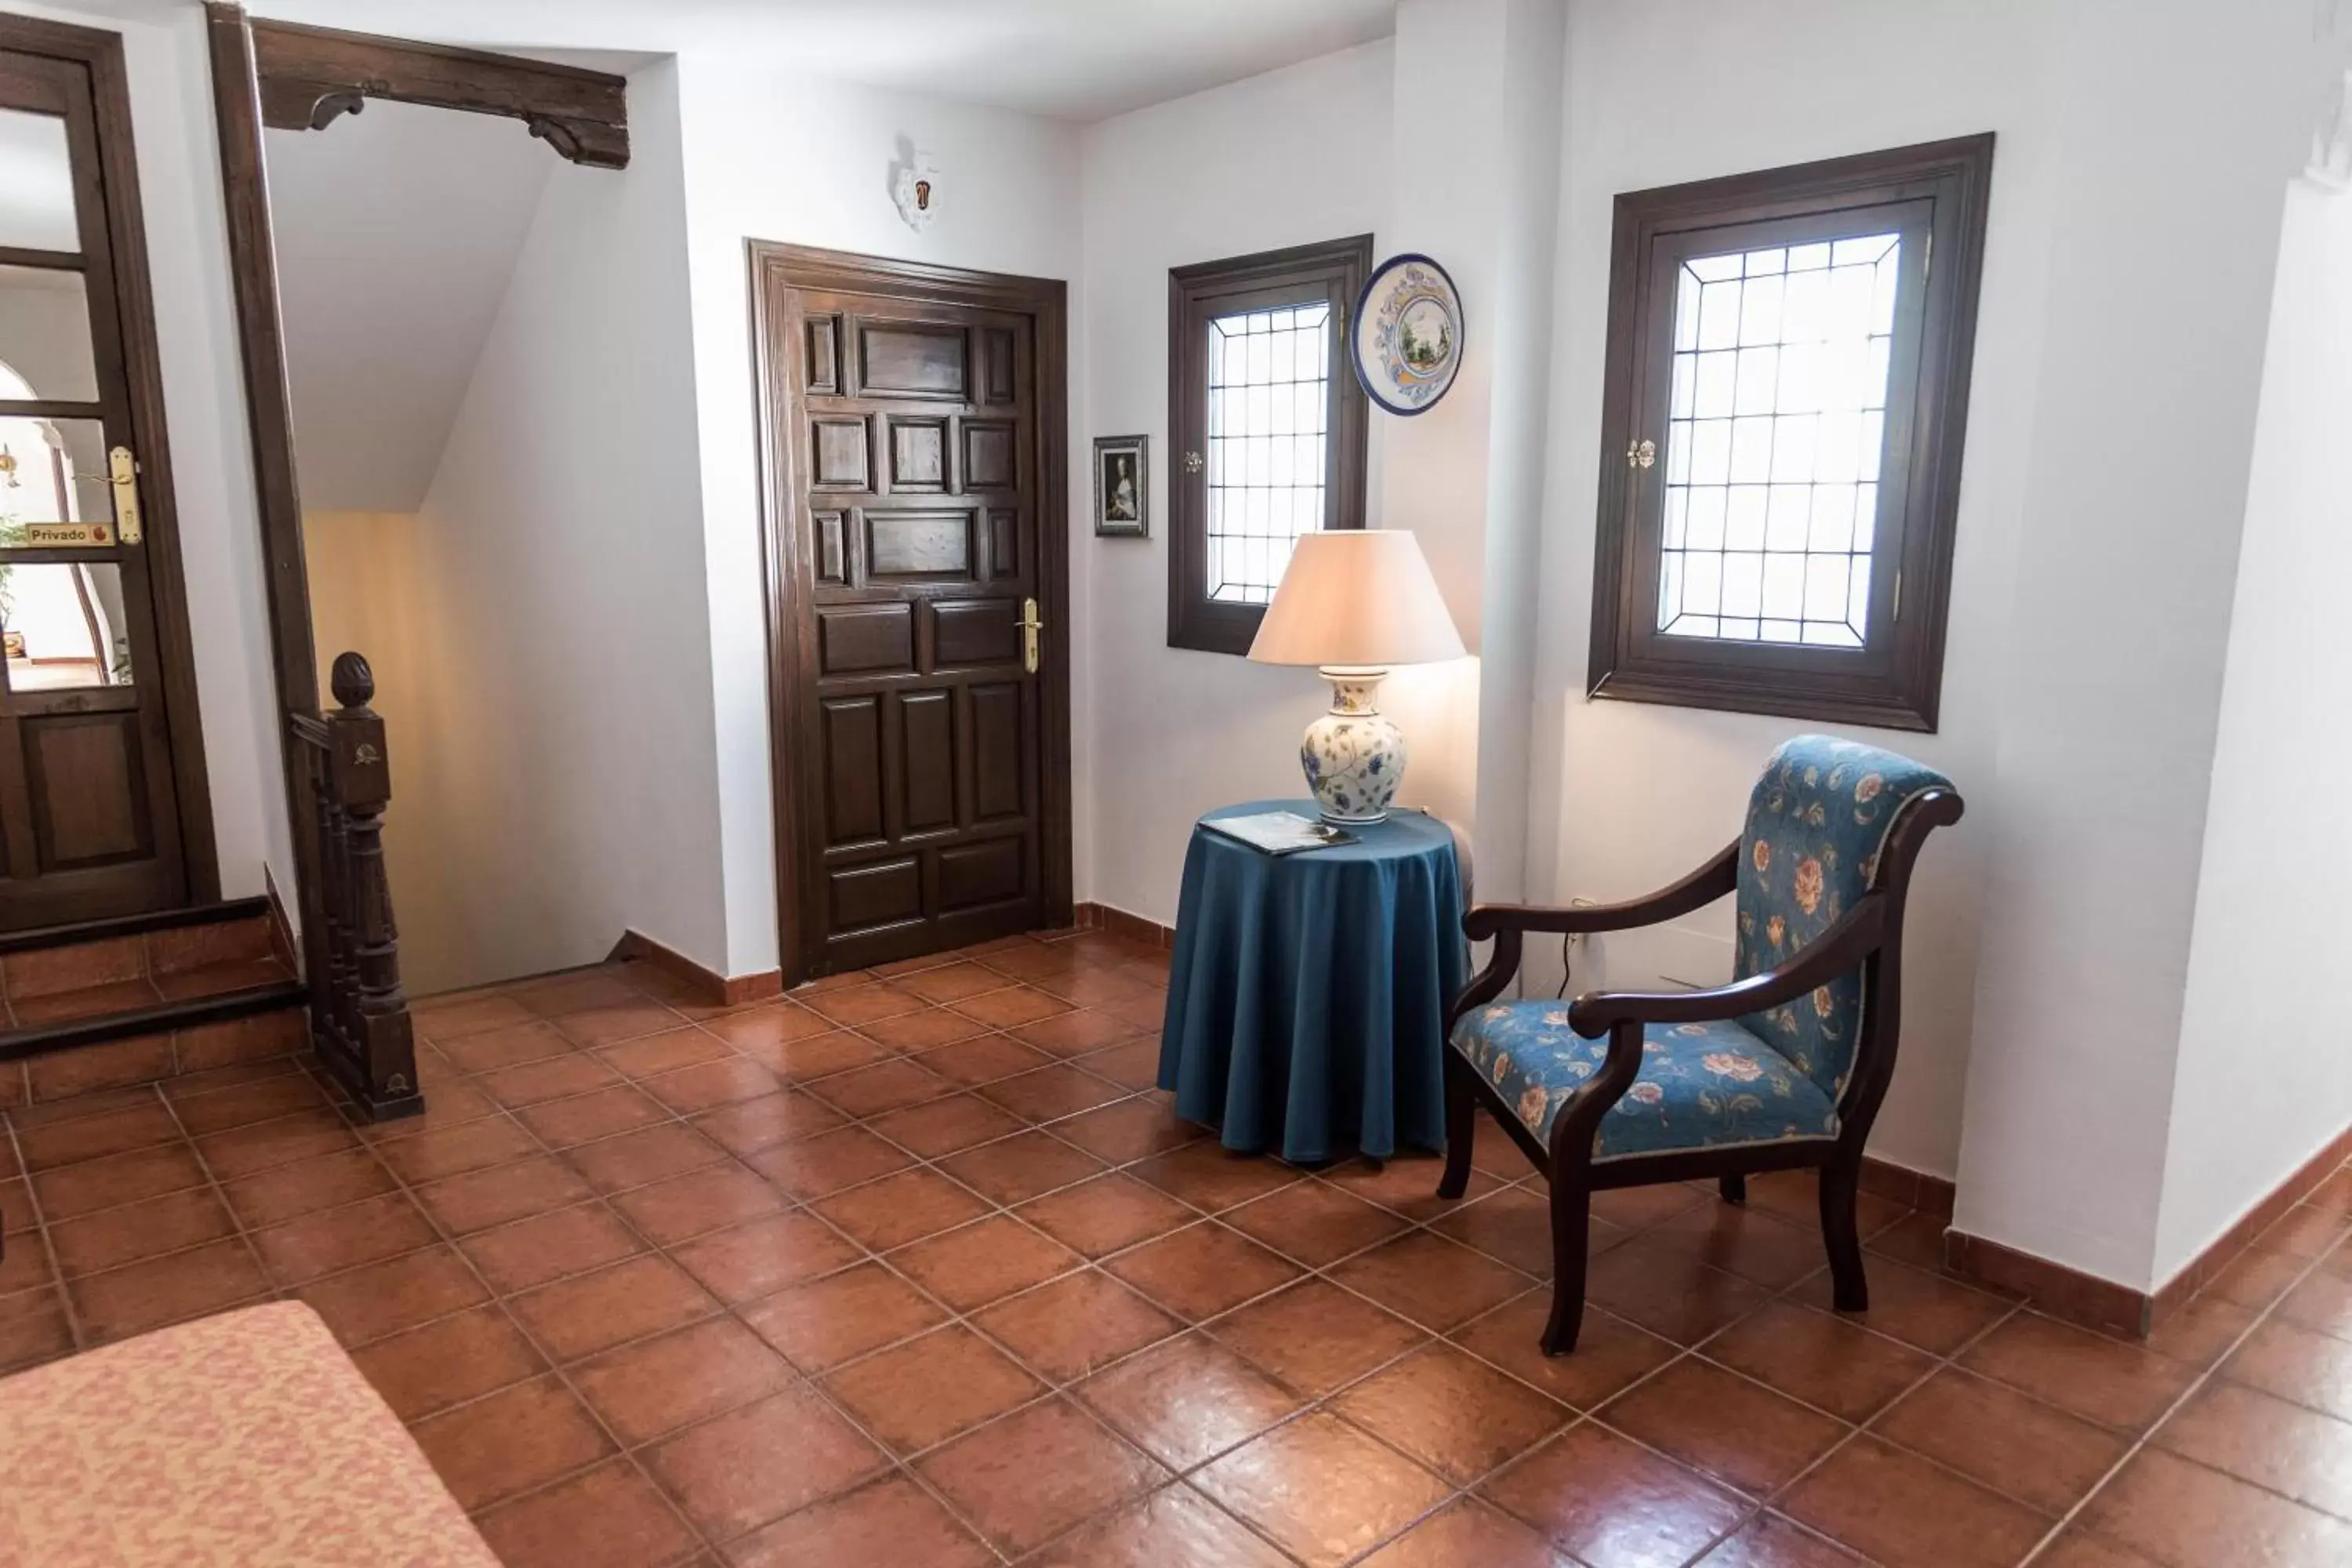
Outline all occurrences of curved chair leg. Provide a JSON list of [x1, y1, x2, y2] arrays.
[[1820, 1151, 1869, 1312], [1541, 1172, 1592, 1356], [1437, 1049, 1476, 1200], [1719, 1173, 1747, 1205]]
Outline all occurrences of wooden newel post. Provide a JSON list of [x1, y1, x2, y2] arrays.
[[327, 652, 422, 1119]]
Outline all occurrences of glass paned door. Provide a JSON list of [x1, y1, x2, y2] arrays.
[[0, 40, 190, 927]]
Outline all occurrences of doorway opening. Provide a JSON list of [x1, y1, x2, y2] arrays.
[[219, 16, 644, 1001]]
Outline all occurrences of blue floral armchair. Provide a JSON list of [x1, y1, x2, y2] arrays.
[[1439, 735, 1962, 1355]]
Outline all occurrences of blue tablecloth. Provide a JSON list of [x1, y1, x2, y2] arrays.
[[1158, 800, 1469, 1162]]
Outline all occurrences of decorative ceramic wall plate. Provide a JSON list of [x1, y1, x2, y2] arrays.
[[1352, 252, 1463, 416]]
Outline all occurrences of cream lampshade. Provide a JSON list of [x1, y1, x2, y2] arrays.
[[1247, 529, 1465, 823]]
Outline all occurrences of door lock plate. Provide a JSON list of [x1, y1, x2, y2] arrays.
[[1018, 597, 1043, 674], [107, 445, 143, 544]]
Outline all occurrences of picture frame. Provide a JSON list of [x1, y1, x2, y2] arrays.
[[1093, 434, 1149, 538]]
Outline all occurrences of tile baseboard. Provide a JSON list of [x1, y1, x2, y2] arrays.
[[1073, 902, 1174, 949], [1944, 1230, 2148, 1338], [609, 928, 782, 1008], [2149, 1119, 2352, 1318], [1859, 1157, 1956, 1220], [1946, 1118, 2352, 1339]]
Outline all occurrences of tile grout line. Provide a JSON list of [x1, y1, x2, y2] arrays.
[[392, 994, 1986, 1568], [398, 957, 1163, 1564], [1733, 1298, 2027, 1562], [681, 940, 1186, 1563], [608, 946, 1405, 1563], [0, 1048, 2020, 1566], [2014, 1171, 2352, 1566], [252, 1034, 2352, 1561], [179, 972, 1163, 1392], [343, 1091, 729, 1568], [1436, 1172, 2352, 1566], [150, 1080, 287, 1337], [1439, 1229, 2017, 1565], [20, 934, 2242, 1568], [0, 1101, 86, 1357]]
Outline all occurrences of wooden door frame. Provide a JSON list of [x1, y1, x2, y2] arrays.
[[201, 4, 626, 979], [750, 242, 1074, 986], [0, 13, 220, 906]]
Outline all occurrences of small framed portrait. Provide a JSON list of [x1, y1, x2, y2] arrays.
[[1093, 435, 1149, 538]]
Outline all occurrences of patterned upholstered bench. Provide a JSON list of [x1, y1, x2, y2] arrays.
[[0, 1301, 498, 1566]]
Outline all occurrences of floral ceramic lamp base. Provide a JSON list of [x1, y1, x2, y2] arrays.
[[1301, 666, 1405, 824]]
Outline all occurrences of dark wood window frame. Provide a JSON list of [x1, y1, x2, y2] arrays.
[[1588, 135, 1994, 732], [1167, 234, 1371, 656]]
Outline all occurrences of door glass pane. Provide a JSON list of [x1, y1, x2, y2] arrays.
[[2, 561, 130, 688], [0, 110, 79, 252], [0, 265, 98, 401], [0, 414, 111, 536]]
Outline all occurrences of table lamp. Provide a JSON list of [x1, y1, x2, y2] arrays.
[[1247, 529, 1466, 823]]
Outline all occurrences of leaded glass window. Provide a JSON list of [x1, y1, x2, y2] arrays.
[[1657, 234, 1900, 647], [1586, 136, 1994, 732], [1167, 237, 1370, 656], [1206, 303, 1331, 605]]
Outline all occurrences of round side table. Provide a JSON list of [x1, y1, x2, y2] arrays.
[[1156, 800, 1469, 1162]]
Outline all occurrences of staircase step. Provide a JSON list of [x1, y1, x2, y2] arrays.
[[0, 896, 276, 957], [0, 981, 307, 1062], [0, 899, 307, 1109]]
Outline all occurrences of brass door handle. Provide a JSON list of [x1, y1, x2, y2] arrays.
[[1018, 597, 1043, 674], [107, 445, 143, 543]]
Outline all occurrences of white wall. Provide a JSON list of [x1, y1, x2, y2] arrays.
[[1076, 41, 1395, 927], [1523, 0, 2057, 1181], [269, 102, 551, 514], [299, 510, 450, 982], [17, 2, 296, 915], [670, 58, 1083, 975], [1376, 0, 1563, 902], [390, 58, 729, 991], [1948, 0, 2312, 1290], [2155, 177, 2352, 1285]]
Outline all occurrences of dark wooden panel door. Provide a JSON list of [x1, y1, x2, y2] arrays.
[[775, 280, 1058, 974], [0, 42, 192, 928]]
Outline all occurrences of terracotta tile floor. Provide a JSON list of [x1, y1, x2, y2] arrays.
[[2, 927, 2350, 1566]]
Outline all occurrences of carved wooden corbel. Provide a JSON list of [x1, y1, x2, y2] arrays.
[[249, 19, 628, 170]]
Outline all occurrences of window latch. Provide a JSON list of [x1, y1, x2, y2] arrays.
[[1625, 438, 1656, 470]]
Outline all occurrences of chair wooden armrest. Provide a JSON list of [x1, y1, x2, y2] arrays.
[[1566, 894, 1887, 1033], [1447, 843, 1738, 1032], [1461, 842, 1737, 941]]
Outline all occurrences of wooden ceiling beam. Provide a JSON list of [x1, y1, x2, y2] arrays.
[[248, 16, 628, 169]]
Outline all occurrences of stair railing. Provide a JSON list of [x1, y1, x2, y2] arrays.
[[286, 651, 421, 1120]]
